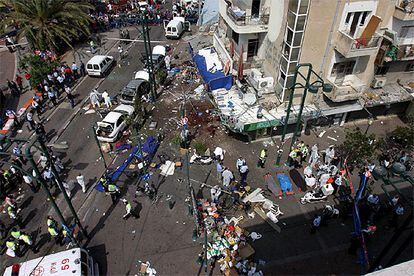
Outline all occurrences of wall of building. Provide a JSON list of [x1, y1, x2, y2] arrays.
[[258, 0, 287, 87]]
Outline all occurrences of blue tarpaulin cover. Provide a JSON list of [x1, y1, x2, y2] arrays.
[[190, 45, 233, 91], [276, 173, 293, 193], [96, 136, 159, 192]]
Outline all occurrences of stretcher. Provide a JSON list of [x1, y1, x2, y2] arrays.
[[264, 173, 282, 197]]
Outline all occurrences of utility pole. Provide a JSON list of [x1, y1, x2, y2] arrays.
[[36, 137, 88, 239], [141, 11, 157, 102], [92, 125, 108, 170]]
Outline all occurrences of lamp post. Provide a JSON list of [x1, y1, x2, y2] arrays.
[[276, 63, 332, 165]]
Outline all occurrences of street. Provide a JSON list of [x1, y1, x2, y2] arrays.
[[0, 1, 413, 275]]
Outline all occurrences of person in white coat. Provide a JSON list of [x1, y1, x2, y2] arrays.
[[309, 144, 319, 166], [102, 90, 112, 108]]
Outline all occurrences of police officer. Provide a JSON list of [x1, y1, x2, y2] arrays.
[[10, 228, 21, 239], [122, 199, 138, 220], [258, 148, 268, 168], [8, 205, 23, 227], [48, 223, 61, 244], [47, 216, 57, 228], [107, 183, 120, 204], [6, 237, 20, 257]]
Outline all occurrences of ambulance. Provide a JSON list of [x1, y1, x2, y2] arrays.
[[3, 248, 99, 276]]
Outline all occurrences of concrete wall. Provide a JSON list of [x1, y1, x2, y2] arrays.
[[261, 0, 287, 83]]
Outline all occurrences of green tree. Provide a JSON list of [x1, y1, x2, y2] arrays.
[[386, 115, 414, 151], [338, 128, 379, 168], [0, 0, 93, 51], [19, 54, 60, 87]]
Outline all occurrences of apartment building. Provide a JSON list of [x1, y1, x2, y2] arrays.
[[211, 0, 414, 139]]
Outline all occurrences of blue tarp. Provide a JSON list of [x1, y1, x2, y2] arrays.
[[95, 136, 160, 192], [276, 173, 293, 193], [190, 46, 233, 91]]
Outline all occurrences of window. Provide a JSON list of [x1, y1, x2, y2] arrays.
[[288, 0, 298, 13], [93, 64, 99, 70], [330, 61, 356, 76], [293, 32, 303, 46], [105, 57, 111, 62], [296, 15, 306, 31], [375, 65, 389, 75], [399, 26, 414, 38], [405, 62, 414, 72], [116, 116, 124, 127], [232, 30, 239, 44], [287, 11, 296, 30], [283, 43, 291, 58], [172, 27, 177, 32], [298, 0, 309, 14], [345, 13, 352, 25], [360, 11, 369, 26], [247, 39, 259, 58], [286, 29, 293, 45], [291, 47, 300, 61], [87, 64, 92, 69]]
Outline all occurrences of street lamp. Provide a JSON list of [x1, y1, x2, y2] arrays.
[[276, 63, 332, 165]]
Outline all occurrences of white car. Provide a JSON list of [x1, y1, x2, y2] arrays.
[[96, 104, 134, 142], [134, 70, 150, 81]]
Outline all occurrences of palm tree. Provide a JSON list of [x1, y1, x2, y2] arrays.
[[0, 0, 93, 51]]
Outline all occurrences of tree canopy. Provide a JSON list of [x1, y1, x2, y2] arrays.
[[0, 0, 93, 51]]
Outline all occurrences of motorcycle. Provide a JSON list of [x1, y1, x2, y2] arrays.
[[300, 188, 328, 204], [189, 150, 213, 165]]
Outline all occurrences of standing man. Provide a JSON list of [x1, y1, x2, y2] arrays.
[[48, 88, 58, 106], [258, 148, 268, 168], [107, 183, 120, 204], [80, 61, 86, 77], [239, 162, 249, 186], [309, 144, 319, 167], [65, 85, 75, 108], [236, 157, 244, 172], [26, 110, 36, 130], [24, 72, 32, 90], [222, 167, 233, 188], [325, 145, 335, 165], [71, 62, 79, 79], [102, 90, 112, 108], [76, 173, 87, 193]]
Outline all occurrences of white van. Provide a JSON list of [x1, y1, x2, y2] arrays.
[[163, 17, 191, 39], [86, 55, 115, 77], [3, 248, 99, 276]]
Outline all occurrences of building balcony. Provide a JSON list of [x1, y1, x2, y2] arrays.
[[324, 76, 364, 103], [394, 0, 414, 21], [219, 0, 269, 34], [396, 44, 414, 61], [335, 30, 382, 58]]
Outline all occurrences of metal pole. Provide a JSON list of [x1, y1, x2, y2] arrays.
[[25, 150, 80, 247], [289, 65, 313, 153], [275, 70, 299, 165], [142, 12, 156, 102], [37, 138, 89, 239], [92, 125, 108, 169]]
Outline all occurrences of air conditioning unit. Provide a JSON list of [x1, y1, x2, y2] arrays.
[[371, 76, 386, 89], [250, 68, 262, 82], [256, 77, 274, 90]]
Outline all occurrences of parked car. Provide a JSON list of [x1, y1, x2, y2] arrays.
[[96, 104, 134, 142], [86, 55, 115, 77], [163, 17, 191, 39], [120, 79, 150, 105], [134, 70, 150, 81]]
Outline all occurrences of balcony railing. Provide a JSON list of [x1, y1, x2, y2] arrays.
[[226, 6, 269, 26], [335, 30, 382, 58], [394, 0, 414, 20]]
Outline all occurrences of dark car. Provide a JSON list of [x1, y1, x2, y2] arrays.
[[120, 79, 150, 105]]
